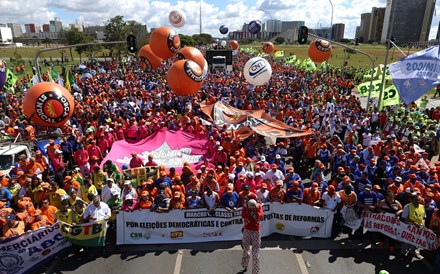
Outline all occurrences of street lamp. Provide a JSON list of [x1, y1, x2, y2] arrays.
[[328, 0, 334, 28]]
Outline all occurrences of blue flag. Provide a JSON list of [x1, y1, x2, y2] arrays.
[[389, 45, 440, 105]]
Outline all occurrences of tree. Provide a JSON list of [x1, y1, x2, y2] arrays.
[[274, 37, 285, 45], [104, 16, 147, 57], [180, 34, 196, 47], [62, 27, 94, 63], [192, 33, 213, 45], [42, 37, 52, 47]]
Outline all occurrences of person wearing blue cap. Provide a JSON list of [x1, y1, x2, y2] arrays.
[[1, 214, 25, 240], [0, 181, 12, 208]]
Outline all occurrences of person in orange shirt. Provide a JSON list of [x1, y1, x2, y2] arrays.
[[170, 191, 185, 209], [303, 183, 322, 206], [269, 180, 286, 203], [24, 157, 44, 178], [30, 209, 51, 230], [0, 172, 9, 187], [46, 139, 61, 162], [34, 150, 49, 180], [138, 191, 153, 209], [388, 177, 404, 196], [40, 198, 58, 225], [0, 201, 15, 226], [1, 214, 25, 240]]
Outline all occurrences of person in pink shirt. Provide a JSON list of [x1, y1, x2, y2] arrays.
[[244, 172, 257, 192], [115, 124, 125, 140], [129, 152, 144, 168], [145, 155, 158, 167], [182, 120, 194, 134], [138, 120, 149, 139], [121, 194, 138, 211], [98, 135, 110, 158], [88, 140, 102, 163], [104, 128, 115, 148], [125, 118, 139, 141], [73, 145, 90, 176]]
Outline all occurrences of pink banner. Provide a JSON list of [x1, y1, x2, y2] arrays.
[[102, 128, 208, 172]]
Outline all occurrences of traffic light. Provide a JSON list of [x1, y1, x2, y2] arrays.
[[127, 34, 137, 53], [298, 26, 308, 44]]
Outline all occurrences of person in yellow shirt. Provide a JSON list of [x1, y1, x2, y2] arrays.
[[80, 179, 98, 204], [48, 182, 67, 209], [401, 192, 425, 259], [91, 166, 106, 195], [55, 199, 74, 224]]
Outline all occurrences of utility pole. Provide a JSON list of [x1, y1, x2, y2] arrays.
[[200, 0, 202, 34]]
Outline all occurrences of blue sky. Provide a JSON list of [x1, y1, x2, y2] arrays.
[[1, 0, 439, 39]]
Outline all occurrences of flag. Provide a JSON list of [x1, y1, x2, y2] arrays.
[[285, 55, 297, 64], [3, 69, 18, 92], [51, 68, 59, 82], [389, 45, 440, 104], [32, 74, 40, 86], [379, 84, 400, 110], [274, 50, 284, 58], [57, 74, 64, 86], [357, 79, 382, 97], [59, 220, 106, 247], [64, 70, 75, 92]]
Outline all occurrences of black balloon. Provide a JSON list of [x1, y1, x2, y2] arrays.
[[248, 20, 262, 34], [219, 25, 229, 35]]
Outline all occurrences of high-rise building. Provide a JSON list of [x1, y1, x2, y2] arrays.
[[0, 27, 13, 43], [331, 23, 345, 41], [381, 0, 435, 44], [50, 18, 63, 32], [25, 24, 40, 37], [42, 24, 50, 32], [355, 26, 361, 39], [264, 19, 282, 32], [359, 13, 372, 42], [368, 7, 385, 42], [7, 23, 23, 38], [281, 21, 305, 32]]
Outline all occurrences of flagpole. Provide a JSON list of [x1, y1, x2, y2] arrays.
[[378, 0, 396, 110]]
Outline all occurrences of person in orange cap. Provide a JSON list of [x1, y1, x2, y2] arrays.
[[220, 183, 240, 211], [263, 164, 285, 187], [303, 183, 321, 206]]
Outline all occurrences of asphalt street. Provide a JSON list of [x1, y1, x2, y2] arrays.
[[35, 232, 435, 274]]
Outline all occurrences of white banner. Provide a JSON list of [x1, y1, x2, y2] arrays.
[[363, 212, 438, 251], [340, 206, 363, 231], [0, 223, 71, 273], [117, 203, 334, 245]]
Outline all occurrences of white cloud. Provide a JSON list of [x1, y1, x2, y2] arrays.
[[0, 0, 439, 40]]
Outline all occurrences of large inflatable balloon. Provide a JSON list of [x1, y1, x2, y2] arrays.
[[219, 25, 229, 35], [138, 44, 163, 70], [0, 60, 6, 90], [262, 42, 274, 54], [248, 20, 262, 34], [202, 59, 208, 78], [167, 60, 203, 96], [243, 57, 272, 86], [169, 9, 186, 28], [149, 26, 181, 59], [308, 39, 333, 63], [23, 82, 75, 127], [176, 47, 205, 69], [230, 40, 239, 50]]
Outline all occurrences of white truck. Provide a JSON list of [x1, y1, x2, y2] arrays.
[[0, 143, 33, 175], [212, 56, 227, 72]]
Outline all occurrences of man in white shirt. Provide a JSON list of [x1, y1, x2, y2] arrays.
[[101, 178, 121, 203], [321, 185, 341, 211], [256, 183, 270, 203], [263, 164, 285, 188], [84, 195, 111, 222]]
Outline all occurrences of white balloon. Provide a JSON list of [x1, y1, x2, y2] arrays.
[[202, 59, 208, 78], [169, 10, 186, 27], [243, 57, 272, 86], [220, 40, 227, 47]]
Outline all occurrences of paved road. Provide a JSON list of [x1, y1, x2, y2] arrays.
[[35, 232, 434, 274]]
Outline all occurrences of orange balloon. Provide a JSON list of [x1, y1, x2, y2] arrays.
[[23, 82, 75, 127], [138, 44, 163, 69], [167, 60, 203, 96], [262, 42, 274, 54], [308, 39, 333, 62], [230, 40, 239, 50], [176, 47, 205, 69], [149, 26, 181, 59]]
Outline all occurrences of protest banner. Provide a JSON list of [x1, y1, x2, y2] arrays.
[[340, 205, 362, 230], [0, 223, 71, 274], [379, 84, 400, 110], [3, 69, 18, 92], [59, 220, 106, 247], [357, 79, 382, 97], [363, 212, 437, 251], [116, 203, 334, 245]]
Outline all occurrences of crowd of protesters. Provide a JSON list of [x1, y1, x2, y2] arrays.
[[0, 48, 440, 266]]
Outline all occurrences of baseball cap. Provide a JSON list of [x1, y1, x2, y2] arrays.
[[405, 187, 413, 194], [364, 184, 372, 190], [247, 199, 257, 208], [408, 174, 417, 179], [243, 184, 250, 191], [276, 180, 283, 186], [328, 185, 335, 191], [111, 189, 120, 196], [261, 183, 267, 189], [124, 180, 131, 185], [228, 174, 235, 180], [311, 182, 318, 188], [260, 156, 266, 162], [63, 176, 72, 182], [373, 185, 381, 190], [271, 164, 278, 168], [218, 146, 223, 150], [246, 172, 254, 178], [125, 194, 133, 200], [275, 154, 281, 159]]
